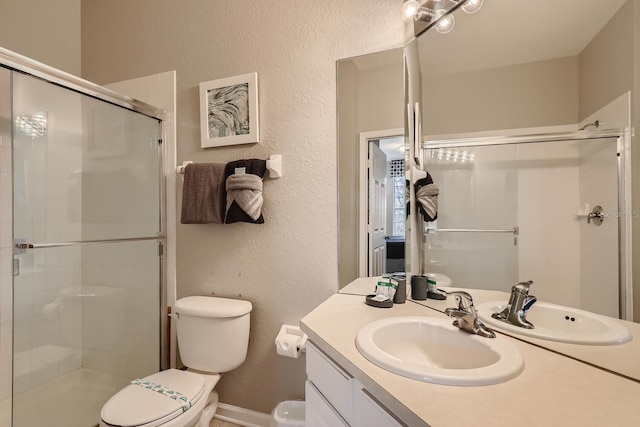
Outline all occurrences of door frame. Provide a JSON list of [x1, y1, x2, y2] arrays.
[[358, 128, 404, 277]]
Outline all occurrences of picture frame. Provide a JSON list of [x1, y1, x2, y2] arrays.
[[199, 72, 259, 148]]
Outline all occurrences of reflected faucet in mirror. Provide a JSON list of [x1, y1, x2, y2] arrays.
[[491, 281, 537, 329], [444, 290, 496, 338]]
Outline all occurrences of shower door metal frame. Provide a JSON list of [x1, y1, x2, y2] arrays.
[[422, 128, 632, 321], [0, 46, 170, 378]]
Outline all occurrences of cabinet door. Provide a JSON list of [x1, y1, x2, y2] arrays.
[[306, 381, 349, 427], [355, 387, 405, 427]]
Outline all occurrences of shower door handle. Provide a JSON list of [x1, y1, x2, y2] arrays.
[[13, 235, 165, 252], [587, 205, 604, 226]]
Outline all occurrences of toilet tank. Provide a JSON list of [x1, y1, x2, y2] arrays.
[[174, 296, 252, 373]]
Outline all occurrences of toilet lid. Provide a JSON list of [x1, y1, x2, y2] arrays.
[[101, 369, 205, 427]]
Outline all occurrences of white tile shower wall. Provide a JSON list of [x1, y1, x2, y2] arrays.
[[79, 105, 160, 381], [517, 142, 581, 307], [427, 141, 582, 303], [80, 243, 159, 380], [10, 74, 84, 395], [426, 145, 519, 289], [578, 139, 619, 317]]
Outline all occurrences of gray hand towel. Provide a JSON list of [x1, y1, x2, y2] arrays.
[[225, 174, 264, 221], [180, 163, 226, 224]]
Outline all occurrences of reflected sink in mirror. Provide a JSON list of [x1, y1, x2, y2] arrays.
[[355, 316, 524, 386], [477, 301, 632, 346]]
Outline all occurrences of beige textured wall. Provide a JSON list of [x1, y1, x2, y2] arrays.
[[357, 62, 404, 132], [579, 1, 634, 121], [337, 60, 359, 287], [338, 57, 404, 286], [580, 0, 638, 320], [422, 56, 579, 135], [81, 0, 406, 413], [633, 0, 640, 322], [0, 0, 81, 75]]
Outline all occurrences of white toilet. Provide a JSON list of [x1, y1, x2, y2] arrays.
[[100, 296, 252, 427]]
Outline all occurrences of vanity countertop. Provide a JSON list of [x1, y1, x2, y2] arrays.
[[340, 276, 640, 381], [300, 291, 640, 427]]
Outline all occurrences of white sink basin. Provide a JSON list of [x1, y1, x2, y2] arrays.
[[477, 301, 631, 346], [355, 316, 524, 386]]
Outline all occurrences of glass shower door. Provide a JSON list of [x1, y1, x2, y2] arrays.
[[11, 72, 163, 427], [424, 136, 620, 318]]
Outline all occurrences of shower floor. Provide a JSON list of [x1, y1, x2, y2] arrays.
[[0, 368, 130, 427]]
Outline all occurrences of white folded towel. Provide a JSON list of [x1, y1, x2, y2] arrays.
[[225, 174, 264, 221]]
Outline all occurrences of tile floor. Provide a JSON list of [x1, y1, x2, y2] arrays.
[[211, 420, 242, 427]]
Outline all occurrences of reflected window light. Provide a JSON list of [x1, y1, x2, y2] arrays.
[[430, 148, 475, 164], [15, 112, 47, 138]]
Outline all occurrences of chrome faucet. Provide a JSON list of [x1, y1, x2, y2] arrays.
[[443, 291, 496, 338], [491, 281, 537, 329]]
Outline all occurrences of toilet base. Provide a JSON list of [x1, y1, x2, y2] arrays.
[[197, 390, 218, 427]]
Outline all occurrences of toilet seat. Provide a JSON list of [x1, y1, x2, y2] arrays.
[[101, 369, 206, 427]]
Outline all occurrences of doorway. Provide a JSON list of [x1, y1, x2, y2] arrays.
[[358, 129, 405, 278]]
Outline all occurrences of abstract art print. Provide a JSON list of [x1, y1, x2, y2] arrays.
[[199, 72, 259, 148]]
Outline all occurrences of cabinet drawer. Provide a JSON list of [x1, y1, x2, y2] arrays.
[[355, 386, 405, 427], [306, 342, 353, 421], [306, 381, 349, 427]]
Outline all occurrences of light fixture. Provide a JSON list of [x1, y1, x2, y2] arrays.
[[403, 1, 456, 34], [404, 0, 483, 35], [402, 0, 421, 22], [461, 0, 483, 14], [433, 9, 455, 34]]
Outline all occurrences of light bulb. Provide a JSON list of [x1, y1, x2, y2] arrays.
[[434, 9, 455, 34], [461, 0, 483, 15], [402, 0, 421, 22]]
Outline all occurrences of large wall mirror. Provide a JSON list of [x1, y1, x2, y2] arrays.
[[338, 0, 640, 383], [337, 49, 404, 287]]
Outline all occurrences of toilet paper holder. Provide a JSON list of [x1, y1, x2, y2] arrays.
[[275, 324, 308, 358]]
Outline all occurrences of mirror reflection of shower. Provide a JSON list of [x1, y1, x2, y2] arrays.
[[422, 125, 628, 320]]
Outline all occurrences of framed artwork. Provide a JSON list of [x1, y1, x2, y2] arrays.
[[199, 72, 259, 148]]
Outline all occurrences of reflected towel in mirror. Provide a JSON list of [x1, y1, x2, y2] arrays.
[[415, 172, 439, 222]]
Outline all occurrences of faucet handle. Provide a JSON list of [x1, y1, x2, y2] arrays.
[[523, 295, 537, 312], [512, 280, 533, 295], [443, 290, 495, 338], [444, 290, 476, 313]]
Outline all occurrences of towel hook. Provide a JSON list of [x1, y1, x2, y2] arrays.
[[176, 161, 193, 174], [265, 155, 282, 179]]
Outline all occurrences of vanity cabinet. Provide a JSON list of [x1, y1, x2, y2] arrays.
[[306, 342, 405, 427]]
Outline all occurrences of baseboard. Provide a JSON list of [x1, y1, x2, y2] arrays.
[[214, 402, 272, 427]]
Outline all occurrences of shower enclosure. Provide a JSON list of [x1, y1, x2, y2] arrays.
[[421, 128, 629, 320], [0, 49, 166, 427]]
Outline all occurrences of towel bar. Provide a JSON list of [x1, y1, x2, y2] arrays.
[[176, 154, 282, 178], [425, 227, 519, 235]]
